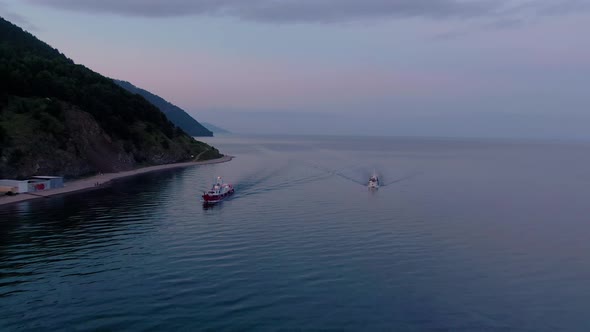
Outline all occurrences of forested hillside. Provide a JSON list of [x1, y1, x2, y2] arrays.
[[114, 80, 213, 137], [0, 17, 221, 179]]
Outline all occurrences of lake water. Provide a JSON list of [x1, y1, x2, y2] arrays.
[[1, 135, 590, 331]]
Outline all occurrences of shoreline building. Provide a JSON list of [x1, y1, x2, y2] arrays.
[[0, 176, 64, 195]]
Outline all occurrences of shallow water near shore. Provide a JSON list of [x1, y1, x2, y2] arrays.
[[1, 135, 590, 331]]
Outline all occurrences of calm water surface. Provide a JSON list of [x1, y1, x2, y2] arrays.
[[1, 135, 590, 331]]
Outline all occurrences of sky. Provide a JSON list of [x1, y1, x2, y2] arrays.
[[1, 0, 589, 139]]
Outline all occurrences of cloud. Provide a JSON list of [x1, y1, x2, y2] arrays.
[[23, 0, 510, 22], [22, 0, 590, 28], [433, 17, 526, 40], [0, 2, 37, 30], [432, 0, 589, 40], [483, 17, 525, 29], [507, 0, 590, 16]]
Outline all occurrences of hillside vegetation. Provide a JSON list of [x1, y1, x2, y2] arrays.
[[114, 80, 213, 137], [0, 17, 221, 179], [202, 122, 231, 135]]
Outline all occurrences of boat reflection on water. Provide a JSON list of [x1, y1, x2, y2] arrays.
[[202, 202, 217, 210]]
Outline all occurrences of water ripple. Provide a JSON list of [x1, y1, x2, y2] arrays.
[[1, 136, 590, 330]]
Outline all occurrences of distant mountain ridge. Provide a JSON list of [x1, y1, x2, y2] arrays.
[[114, 80, 213, 137], [0, 17, 221, 179], [202, 122, 231, 134]]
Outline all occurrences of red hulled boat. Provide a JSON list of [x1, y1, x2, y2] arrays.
[[202, 176, 234, 204]]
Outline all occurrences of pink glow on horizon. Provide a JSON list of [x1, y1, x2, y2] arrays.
[[66, 43, 488, 112], [53, 13, 589, 115]]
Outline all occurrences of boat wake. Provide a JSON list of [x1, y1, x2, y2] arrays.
[[209, 158, 421, 204], [300, 161, 421, 188], [238, 172, 331, 198], [229, 162, 331, 199], [301, 162, 367, 186], [380, 172, 421, 186]]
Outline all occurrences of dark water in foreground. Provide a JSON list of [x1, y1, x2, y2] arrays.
[[1, 135, 590, 331]]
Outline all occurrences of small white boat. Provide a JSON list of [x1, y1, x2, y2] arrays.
[[368, 171, 380, 189]]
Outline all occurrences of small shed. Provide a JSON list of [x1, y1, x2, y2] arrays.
[[28, 179, 51, 192], [32, 176, 64, 189], [0, 180, 29, 193]]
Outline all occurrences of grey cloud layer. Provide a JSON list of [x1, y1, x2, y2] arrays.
[[24, 0, 587, 23], [23, 0, 507, 22], [0, 2, 37, 30]]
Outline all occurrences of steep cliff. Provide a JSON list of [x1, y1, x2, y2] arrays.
[[0, 17, 221, 179], [202, 122, 231, 135], [114, 80, 213, 137]]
